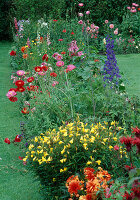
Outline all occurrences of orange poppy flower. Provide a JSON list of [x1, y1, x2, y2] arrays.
[[23, 54, 28, 59], [21, 46, 26, 53]]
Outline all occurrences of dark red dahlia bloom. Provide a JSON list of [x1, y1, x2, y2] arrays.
[[15, 80, 24, 87], [132, 127, 140, 138], [120, 136, 133, 152], [16, 87, 25, 92], [50, 72, 57, 77], [27, 77, 34, 83], [132, 137, 140, 153], [10, 50, 16, 56], [4, 138, 10, 144], [9, 97, 18, 102], [42, 54, 48, 61]]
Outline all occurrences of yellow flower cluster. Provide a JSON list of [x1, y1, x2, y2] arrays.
[[23, 119, 126, 171]]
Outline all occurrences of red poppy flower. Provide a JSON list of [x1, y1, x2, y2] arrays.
[[42, 54, 48, 61], [71, 32, 74, 35], [34, 66, 42, 72], [21, 107, 29, 114], [50, 72, 57, 77], [53, 19, 58, 22], [62, 29, 66, 33], [14, 135, 21, 142], [27, 77, 34, 83], [9, 88, 17, 92], [61, 52, 66, 54], [9, 97, 18, 102], [10, 50, 16, 56], [15, 80, 24, 87], [58, 39, 63, 41], [16, 87, 25, 92], [18, 156, 23, 160], [42, 66, 48, 71], [4, 138, 10, 144]]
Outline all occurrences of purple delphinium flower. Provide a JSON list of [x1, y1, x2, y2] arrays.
[[103, 35, 121, 87]]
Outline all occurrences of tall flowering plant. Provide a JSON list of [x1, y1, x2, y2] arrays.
[[103, 35, 121, 88]]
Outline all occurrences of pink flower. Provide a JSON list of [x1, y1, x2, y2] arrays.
[[66, 64, 76, 72], [91, 23, 95, 29], [109, 24, 114, 29], [114, 28, 118, 35], [130, 9, 137, 12], [78, 3, 84, 6], [56, 61, 64, 67], [78, 13, 83, 17], [127, 7, 131, 10], [78, 20, 83, 24], [68, 40, 79, 53], [38, 71, 46, 75], [16, 70, 25, 76], [52, 81, 59, 87], [6, 90, 17, 98], [77, 51, 84, 57], [132, 3, 139, 7], [114, 145, 119, 150], [105, 187, 112, 198], [105, 20, 109, 24], [95, 26, 99, 30], [86, 11, 90, 15]]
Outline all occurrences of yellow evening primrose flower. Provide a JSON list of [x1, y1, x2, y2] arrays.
[[60, 158, 67, 163], [113, 137, 118, 141], [38, 159, 43, 165], [60, 167, 67, 173], [37, 146, 42, 149], [87, 161, 92, 165], [44, 152, 48, 157], [42, 157, 47, 162], [33, 157, 36, 161], [53, 178, 56, 182], [101, 142, 105, 145], [34, 137, 38, 142], [111, 121, 116, 126], [103, 138, 108, 142], [109, 145, 113, 150], [46, 156, 52, 162], [59, 141, 63, 144], [61, 148, 65, 154], [31, 155, 34, 158], [23, 157, 28, 162], [69, 138, 73, 144], [29, 144, 34, 150], [50, 148, 53, 152], [96, 160, 101, 165], [104, 121, 108, 125]]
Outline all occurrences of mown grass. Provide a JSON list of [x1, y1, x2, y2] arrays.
[[0, 42, 43, 200], [116, 54, 140, 98]]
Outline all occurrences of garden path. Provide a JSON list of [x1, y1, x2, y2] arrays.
[[0, 42, 42, 200]]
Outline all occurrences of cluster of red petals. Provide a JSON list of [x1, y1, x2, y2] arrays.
[[53, 19, 58, 22], [120, 136, 133, 152], [15, 80, 25, 87], [132, 127, 140, 138], [42, 54, 48, 61], [94, 59, 99, 62], [21, 107, 29, 114], [16, 87, 25, 92], [131, 185, 140, 198], [61, 52, 66, 54], [27, 85, 39, 92], [40, 37, 43, 42], [68, 180, 82, 195], [84, 167, 95, 180], [21, 46, 26, 53], [50, 72, 57, 77], [58, 39, 63, 41], [71, 32, 74, 35], [4, 138, 10, 144], [14, 135, 22, 142], [123, 191, 133, 200], [42, 66, 48, 71], [10, 50, 16, 56], [62, 29, 66, 33], [34, 66, 42, 72], [9, 96, 18, 102], [125, 163, 135, 171], [18, 156, 23, 160], [9, 88, 17, 92], [27, 77, 34, 83]]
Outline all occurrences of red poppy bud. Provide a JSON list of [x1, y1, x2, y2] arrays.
[[4, 138, 10, 144], [14, 135, 21, 142]]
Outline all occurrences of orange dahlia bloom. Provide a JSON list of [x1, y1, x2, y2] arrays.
[[68, 180, 83, 195]]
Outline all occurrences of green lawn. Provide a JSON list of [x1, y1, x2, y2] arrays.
[[0, 42, 43, 200], [116, 54, 140, 97]]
